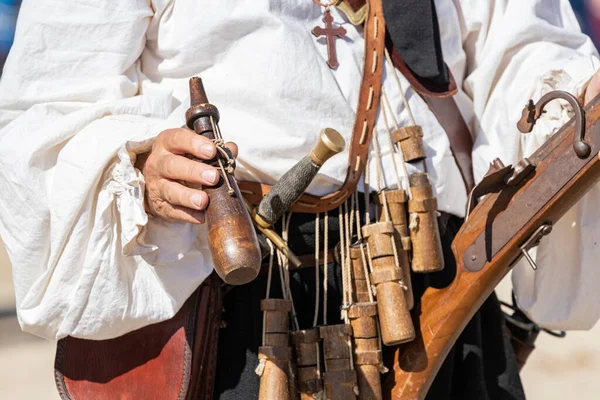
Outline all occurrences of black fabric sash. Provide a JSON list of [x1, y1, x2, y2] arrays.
[[381, 0, 450, 87]]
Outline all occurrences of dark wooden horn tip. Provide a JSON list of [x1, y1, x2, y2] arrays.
[[189, 77, 209, 105]]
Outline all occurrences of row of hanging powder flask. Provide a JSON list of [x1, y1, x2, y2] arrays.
[[256, 126, 445, 399], [389, 124, 445, 275], [359, 124, 445, 348], [259, 299, 387, 400]]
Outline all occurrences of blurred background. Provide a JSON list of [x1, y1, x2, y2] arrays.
[[2, 0, 600, 399]]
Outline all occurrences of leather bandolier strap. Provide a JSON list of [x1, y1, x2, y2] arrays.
[[239, 0, 475, 209]]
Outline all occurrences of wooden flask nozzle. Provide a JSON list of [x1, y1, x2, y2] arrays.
[[362, 222, 415, 346], [259, 299, 293, 400], [373, 189, 414, 310], [186, 77, 262, 285], [258, 346, 292, 400], [348, 303, 383, 400], [408, 173, 444, 273], [320, 324, 357, 400]]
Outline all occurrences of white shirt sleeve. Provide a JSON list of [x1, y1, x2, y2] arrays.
[[454, 0, 600, 329], [0, 0, 213, 340]]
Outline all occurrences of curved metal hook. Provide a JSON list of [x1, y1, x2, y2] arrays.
[[517, 90, 590, 159]]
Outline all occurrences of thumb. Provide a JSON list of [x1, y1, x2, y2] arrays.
[[225, 141, 239, 158]]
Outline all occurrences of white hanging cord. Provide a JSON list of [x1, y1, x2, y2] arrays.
[[381, 194, 405, 290], [262, 239, 276, 345], [281, 213, 300, 332], [276, 251, 287, 300], [382, 87, 400, 130], [384, 49, 430, 175], [342, 200, 355, 370], [313, 213, 321, 328], [371, 127, 388, 192], [381, 89, 411, 197], [265, 239, 275, 299], [354, 191, 375, 303], [384, 48, 416, 126], [364, 242, 380, 308], [344, 199, 354, 308], [349, 191, 356, 240], [323, 212, 329, 326], [363, 153, 372, 224], [338, 204, 349, 324]]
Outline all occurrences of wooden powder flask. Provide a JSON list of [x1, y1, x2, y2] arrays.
[[258, 346, 292, 400], [361, 222, 415, 346], [259, 299, 293, 400], [408, 172, 445, 273], [392, 125, 426, 163], [348, 303, 383, 400], [319, 324, 358, 400], [185, 77, 262, 285], [290, 329, 323, 398], [373, 189, 414, 310]]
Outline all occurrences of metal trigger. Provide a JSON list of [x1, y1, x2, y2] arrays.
[[519, 223, 553, 270]]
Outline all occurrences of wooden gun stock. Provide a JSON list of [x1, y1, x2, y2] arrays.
[[383, 92, 600, 399]]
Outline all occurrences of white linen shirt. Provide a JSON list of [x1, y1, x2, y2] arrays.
[[0, 0, 599, 340]]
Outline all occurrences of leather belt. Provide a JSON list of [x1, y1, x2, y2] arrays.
[[239, 0, 387, 214]]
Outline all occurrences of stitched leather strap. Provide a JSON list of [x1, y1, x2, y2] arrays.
[[240, 0, 475, 213], [238, 0, 386, 214], [423, 95, 475, 193]]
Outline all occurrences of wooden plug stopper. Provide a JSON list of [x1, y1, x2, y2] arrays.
[[361, 222, 395, 260], [258, 346, 292, 400], [320, 324, 353, 367], [348, 303, 378, 339], [350, 244, 371, 303], [350, 245, 367, 280], [261, 298, 292, 334], [373, 189, 410, 230], [291, 329, 320, 367], [323, 369, 358, 400], [392, 125, 426, 163], [291, 329, 323, 396], [374, 189, 411, 252], [408, 173, 444, 273]]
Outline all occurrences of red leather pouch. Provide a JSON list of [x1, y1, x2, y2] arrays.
[[54, 273, 222, 400]]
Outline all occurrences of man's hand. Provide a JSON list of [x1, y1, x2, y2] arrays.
[[584, 69, 600, 105], [135, 128, 238, 224]]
